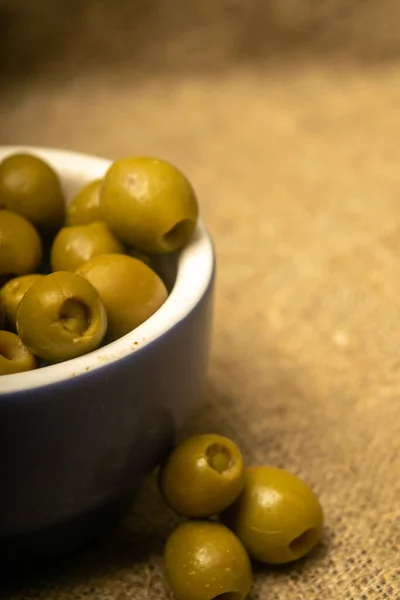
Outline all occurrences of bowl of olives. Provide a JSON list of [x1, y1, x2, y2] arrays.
[[0, 146, 215, 561]]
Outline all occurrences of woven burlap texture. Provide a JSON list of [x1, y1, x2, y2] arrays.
[[1, 1, 400, 598]]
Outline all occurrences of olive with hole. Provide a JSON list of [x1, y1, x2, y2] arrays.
[[223, 466, 324, 564], [0, 153, 65, 235], [0, 274, 44, 331], [164, 521, 252, 600], [159, 434, 244, 517], [51, 221, 125, 272], [66, 179, 103, 226], [0, 330, 36, 375], [0, 209, 43, 278], [100, 156, 199, 253], [17, 271, 107, 363], [76, 253, 168, 342]]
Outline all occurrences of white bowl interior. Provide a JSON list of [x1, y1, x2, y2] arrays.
[[0, 146, 214, 395]]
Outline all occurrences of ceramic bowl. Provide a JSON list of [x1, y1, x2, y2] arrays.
[[0, 146, 215, 561]]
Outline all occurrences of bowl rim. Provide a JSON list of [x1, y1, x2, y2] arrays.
[[0, 145, 215, 396]]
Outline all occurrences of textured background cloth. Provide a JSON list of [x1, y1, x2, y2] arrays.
[[1, 1, 400, 598]]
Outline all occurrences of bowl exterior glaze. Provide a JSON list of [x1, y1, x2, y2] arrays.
[[0, 146, 215, 560]]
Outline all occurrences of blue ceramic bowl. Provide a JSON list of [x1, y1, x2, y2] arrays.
[[0, 146, 215, 561]]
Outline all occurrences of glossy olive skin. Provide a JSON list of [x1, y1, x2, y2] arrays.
[[76, 253, 168, 342], [159, 434, 244, 517], [0, 274, 44, 331], [0, 330, 36, 375], [17, 271, 107, 363], [100, 156, 199, 254], [0, 210, 43, 277], [223, 466, 324, 565], [51, 221, 125, 272], [0, 153, 65, 235], [66, 179, 103, 226], [164, 521, 252, 600]]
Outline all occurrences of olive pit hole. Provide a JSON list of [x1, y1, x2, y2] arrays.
[[206, 444, 234, 474], [59, 298, 91, 336], [212, 593, 242, 600], [289, 527, 318, 556], [163, 219, 193, 248]]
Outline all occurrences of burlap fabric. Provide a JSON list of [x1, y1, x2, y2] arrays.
[[1, 1, 399, 598]]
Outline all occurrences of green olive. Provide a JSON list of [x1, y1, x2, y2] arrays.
[[76, 253, 168, 342], [100, 156, 198, 254], [0, 153, 65, 235], [0, 274, 44, 331], [50, 221, 125, 272], [223, 466, 324, 565], [159, 434, 244, 517], [17, 271, 107, 363], [66, 179, 103, 226], [0, 330, 36, 375], [164, 521, 252, 600], [0, 210, 43, 277]]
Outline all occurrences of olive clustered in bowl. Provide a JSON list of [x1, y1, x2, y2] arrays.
[[0, 152, 199, 374], [159, 434, 324, 600]]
